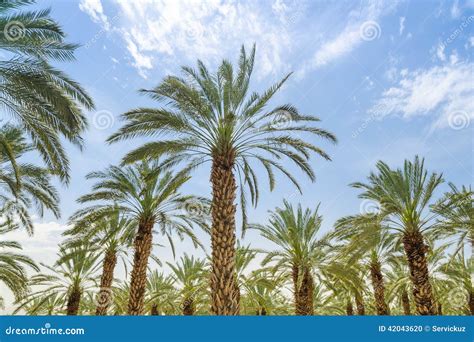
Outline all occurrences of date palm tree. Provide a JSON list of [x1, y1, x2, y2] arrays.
[[145, 271, 178, 315], [70, 161, 208, 315], [167, 254, 207, 315], [0, 0, 94, 182], [440, 251, 473, 315], [15, 245, 100, 315], [0, 222, 39, 305], [334, 214, 396, 315], [0, 125, 59, 234], [252, 201, 331, 315], [64, 210, 136, 315], [432, 184, 473, 255], [351, 156, 443, 315], [108, 45, 337, 314]]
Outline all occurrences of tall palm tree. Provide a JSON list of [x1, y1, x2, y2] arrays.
[[108, 45, 337, 314], [16, 245, 100, 315], [70, 161, 208, 315], [0, 0, 94, 182], [253, 201, 331, 315], [351, 156, 443, 315], [167, 254, 207, 315], [334, 214, 396, 315], [0, 125, 59, 234], [0, 222, 39, 305], [65, 210, 136, 315]]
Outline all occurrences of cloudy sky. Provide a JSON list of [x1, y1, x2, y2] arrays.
[[2, 0, 473, 312]]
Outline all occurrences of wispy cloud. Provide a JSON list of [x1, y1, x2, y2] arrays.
[[369, 59, 473, 131], [297, 0, 401, 77], [79, 0, 110, 30], [80, 0, 303, 79]]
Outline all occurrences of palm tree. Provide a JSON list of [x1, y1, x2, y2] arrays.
[[167, 254, 207, 315], [108, 45, 337, 314], [70, 161, 208, 315], [334, 214, 396, 315], [16, 245, 100, 315], [253, 201, 331, 315], [65, 210, 136, 315], [0, 125, 59, 234], [351, 156, 443, 315], [241, 270, 287, 315], [145, 271, 178, 315], [0, 0, 94, 182], [440, 251, 473, 315], [0, 222, 39, 305], [432, 183, 473, 255]]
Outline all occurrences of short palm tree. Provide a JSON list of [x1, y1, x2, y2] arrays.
[[334, 214, 396, 315], [108, 45, 337, 314], [432, 183, 473, 255], [0, 125, 59, 234], [71, 161, 208, 315], [351, 156, 443, 315], [253, 201, 331, 315], [167, 254, 207, 315], [65, 210, 136, 315], [145, 271, 178, 315], [241, 270, 287, 315], [0, 222, 39, 305], [0, 0, 94, 182], [440, 251, 473, 315], [16, 245, 100, 315]]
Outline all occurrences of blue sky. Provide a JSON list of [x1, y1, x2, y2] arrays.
[[2, 0, 473, 312]]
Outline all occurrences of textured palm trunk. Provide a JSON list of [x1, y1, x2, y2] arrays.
[[401, 289, 411, 315], [370, 259, 389, 315], [355, 293, 365, 315], [402, 230, 436, 315], [95, 249, 117, 315], [183, 297, 195, 316], [437, 302, 443, 315], [150, 304, 159, 315], [210, 151, 239, 315], [346, 301, 354, 315], [292, 265, 314, 315], [127, 218, 154, 315], [468, 291, 474, 316], [66, 286, 82, 316]]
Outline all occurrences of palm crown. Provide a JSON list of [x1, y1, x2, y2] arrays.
[[0, 0, 94, 182]]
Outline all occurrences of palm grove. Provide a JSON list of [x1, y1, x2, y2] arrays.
[[1, 1, 472, 317]]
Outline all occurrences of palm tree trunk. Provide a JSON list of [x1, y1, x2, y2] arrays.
[[468, 291, 474, 316], [183, 297, 195, 315], [346, 300, 354, 315], [210, 152, 239, 315], [355, 293, 365, 315], [150, 304, 159, 315], [66, 286, 82, 315], [301, 268, 314, 315], [437, 302, 443, 315], [369, 259, 389, 315], [128, 218, 154, 315], [401, 289, 411, 315], [292, 264, 314, 315], [402, 230, 436, 315], [95, 249, 117, 315]]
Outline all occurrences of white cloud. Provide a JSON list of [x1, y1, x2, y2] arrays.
[[369, 61, 474, 130], [298, 0, 400, 76], [399, 16, 405, 35], [436, 43, 446, 61], [80, 0, 297, 79], [79, 0, 110, 30], [451, 0, 461, 18]]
